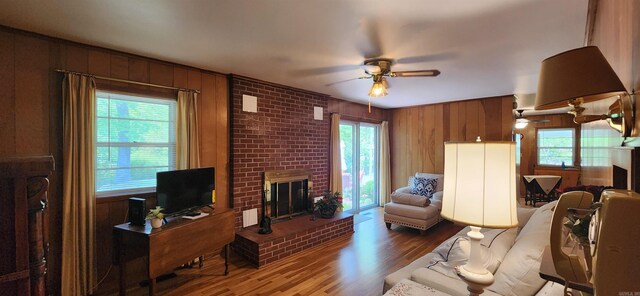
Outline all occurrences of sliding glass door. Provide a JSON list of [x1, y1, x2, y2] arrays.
[[340, 121, 379, 212]]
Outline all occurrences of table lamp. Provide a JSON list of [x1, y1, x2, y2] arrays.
[[442, 141, 518, 295]]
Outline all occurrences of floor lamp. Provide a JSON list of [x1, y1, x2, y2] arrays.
[[442, 141, 518, 296]]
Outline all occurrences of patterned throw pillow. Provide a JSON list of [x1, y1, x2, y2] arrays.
[[411, 177, 437, 198], [408, 176, 416, 188]]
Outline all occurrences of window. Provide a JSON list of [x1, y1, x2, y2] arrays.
[[96, 91, 176, 196], [581, 127, 618, 167], [537, 128, 575, 166]]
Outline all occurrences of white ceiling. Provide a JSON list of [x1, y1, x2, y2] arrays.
[[0, 0, 587, 108]]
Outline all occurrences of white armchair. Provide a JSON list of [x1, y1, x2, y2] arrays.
[[384, 173, 444, 234]]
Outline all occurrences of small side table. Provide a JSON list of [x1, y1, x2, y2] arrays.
[[384, 279, 450, 296]]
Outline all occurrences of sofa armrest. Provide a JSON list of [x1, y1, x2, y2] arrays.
[[411, 268, 502, 296], [383, 253, 438, 293]]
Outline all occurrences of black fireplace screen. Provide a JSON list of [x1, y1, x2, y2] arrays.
[[268, 179, 308, 219]]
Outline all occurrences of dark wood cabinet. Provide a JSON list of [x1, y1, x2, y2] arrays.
[[0, 156, 54, 296], [112, 209, 235, 295]]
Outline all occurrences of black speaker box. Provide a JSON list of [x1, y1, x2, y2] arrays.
[[128, 197, 146, 226]]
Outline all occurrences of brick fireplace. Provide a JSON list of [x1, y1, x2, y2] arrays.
[[230, 75, 354, 268], [231, 75, 330, 230]]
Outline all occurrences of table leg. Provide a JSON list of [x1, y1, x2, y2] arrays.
[[224, 244, 229, 276], [149, 277, 156, 296], [118, 247, 126, 296]]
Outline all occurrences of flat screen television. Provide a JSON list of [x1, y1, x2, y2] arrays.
[[156, 167, 215, 216]]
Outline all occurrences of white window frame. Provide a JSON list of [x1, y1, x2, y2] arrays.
[[95, 91, 177, 197], [537, 127, 576, 167]]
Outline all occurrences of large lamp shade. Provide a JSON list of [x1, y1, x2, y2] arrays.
[[535, 46, 626, 110], [442, 142, 518, 228]]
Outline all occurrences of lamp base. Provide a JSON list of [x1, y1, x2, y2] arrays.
[[456, 226, 495, 296], [456, 265, 495, 296]]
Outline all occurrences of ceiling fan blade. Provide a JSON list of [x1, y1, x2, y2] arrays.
[[392, 70, 441, 77], [325, 76, 369, 87], [356, 19, 383, 59], [396, 52, 457, 64], [530, 119, 551, 124], [291, 64, 361, 77]]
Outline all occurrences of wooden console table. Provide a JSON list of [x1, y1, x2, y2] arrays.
[[112, 209, 234, 296]]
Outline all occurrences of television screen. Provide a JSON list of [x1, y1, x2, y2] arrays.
[[156, 167, 215, 215]]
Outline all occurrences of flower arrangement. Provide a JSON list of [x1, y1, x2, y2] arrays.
[[146, 206, 165, 220], [314, 190, 343, 218]]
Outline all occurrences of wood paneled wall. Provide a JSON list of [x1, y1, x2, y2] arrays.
[[0, 26, 229, 294], [581, 0, 640, 185], [389, 95, 514, 190], [327, 98, 390, 123]]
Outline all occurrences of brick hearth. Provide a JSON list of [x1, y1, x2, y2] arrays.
[[234, 213, 354, 267]]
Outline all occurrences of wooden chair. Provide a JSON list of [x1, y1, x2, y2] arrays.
[[522, 176, 536, 206]]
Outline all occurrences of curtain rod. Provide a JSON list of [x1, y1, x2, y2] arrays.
[[55, 69, 201, 94]]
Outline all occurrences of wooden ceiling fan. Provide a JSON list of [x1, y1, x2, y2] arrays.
[[359, 58, 440, 97]]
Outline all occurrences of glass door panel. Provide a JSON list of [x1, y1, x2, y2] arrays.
[[339, 121, 379, 213], [358, 124, 378, 209]]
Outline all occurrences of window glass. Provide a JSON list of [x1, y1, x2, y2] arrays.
[[537, 128, 575, 166], [96, 91, 176, 196]]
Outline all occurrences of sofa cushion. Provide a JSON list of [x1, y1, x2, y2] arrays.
[[391, 192, 431, 207], [384, 202, 440, 220], [488, 201, 556, 296], [415, 173, 444, 192], [426, 227, 517, 277], [411, 177, 438, 198], [517, 206, 537, 233]]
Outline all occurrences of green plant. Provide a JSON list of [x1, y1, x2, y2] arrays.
[[314, 190, 343, 217], [146, 206, 165, 220]]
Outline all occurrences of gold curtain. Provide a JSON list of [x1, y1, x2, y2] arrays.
[[176, 90, 200, 169], [61, 73, 97, 296], [379, 121, 391, 206], [330, 113, 342, 193]]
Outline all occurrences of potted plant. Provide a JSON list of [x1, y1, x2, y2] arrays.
[[147, 206, 165, 228], [314, 190, 343, 219]]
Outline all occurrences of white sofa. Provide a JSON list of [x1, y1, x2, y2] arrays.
[[384, 173, 444, 233], [384, 201, 566, 296]]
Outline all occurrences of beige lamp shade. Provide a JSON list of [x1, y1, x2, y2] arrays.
[[535, 46, 626, 110], [442, 142, 518, 228]]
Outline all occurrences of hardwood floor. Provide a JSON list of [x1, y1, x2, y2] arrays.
[[97, 207, 463, 296]]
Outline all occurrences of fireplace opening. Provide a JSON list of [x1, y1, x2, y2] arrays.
[[613, 165, 628, 190], [264, 170, 313, 220]]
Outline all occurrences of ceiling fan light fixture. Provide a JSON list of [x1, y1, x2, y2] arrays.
[[514, 120, 529, 129], [368, 81, 388, 97]]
